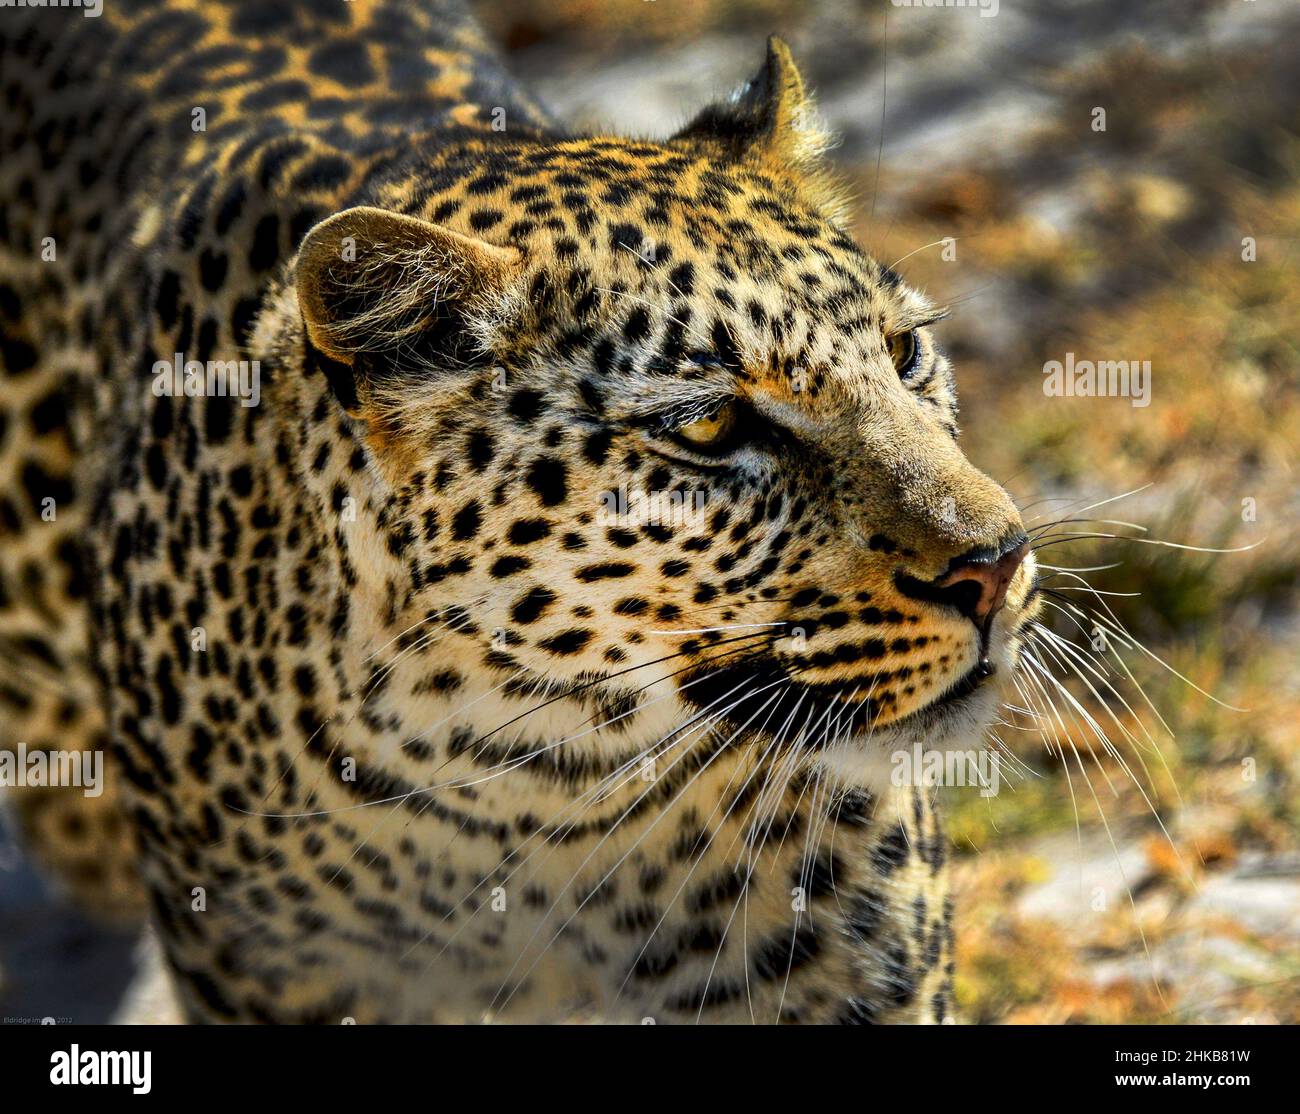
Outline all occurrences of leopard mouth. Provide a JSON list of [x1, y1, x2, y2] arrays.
[[677, 652, 998, 745], [891, 656, 997, 725]]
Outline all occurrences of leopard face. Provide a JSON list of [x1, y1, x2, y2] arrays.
[[287, 39, 1040, 798]]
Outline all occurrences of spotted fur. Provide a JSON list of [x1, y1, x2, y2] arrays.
[[0, 0, 1039, 1023]]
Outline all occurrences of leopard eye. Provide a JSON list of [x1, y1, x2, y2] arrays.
[[887, 330, 920, 378], [672, 400, 740, 455]]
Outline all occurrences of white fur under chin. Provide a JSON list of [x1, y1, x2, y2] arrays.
[[811, 633, 1019, 799], [813, 683, 1000, 798]]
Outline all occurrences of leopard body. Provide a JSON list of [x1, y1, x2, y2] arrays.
[[0, 0, 1039, 1023]]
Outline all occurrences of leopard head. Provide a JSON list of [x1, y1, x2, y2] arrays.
[[290, 37, 1040, 793]]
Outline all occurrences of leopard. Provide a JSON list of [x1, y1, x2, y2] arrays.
[[0, 0, 1039, 1023]]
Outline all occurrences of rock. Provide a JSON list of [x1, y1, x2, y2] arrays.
[[1016, 832, 1154, 923], [1189, 869, 1300, 939]]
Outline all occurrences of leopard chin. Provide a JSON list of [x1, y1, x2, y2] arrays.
[[814, 618, 1029, 796]]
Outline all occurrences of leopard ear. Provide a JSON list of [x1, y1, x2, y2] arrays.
[[295, 206, 523, 408], [674, 36, 834, 174]]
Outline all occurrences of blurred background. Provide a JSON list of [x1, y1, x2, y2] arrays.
[[2, 0, 1297, 1024]]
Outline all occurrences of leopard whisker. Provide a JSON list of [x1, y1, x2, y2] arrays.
[[768, 685, 858, 870], [1039, 580, 1178, 739], [610, 680, 796, 1011], [616, 241, 692, 306], [984, 730, 1040, 784], [772, 688, 864, 1023], [488, 674, 791, 1014], [421, 634, 781, 798], [696, 700, 811, 1023], [773, 760, 830, 1025], [233, 634, 776, 819], [740, 689, 815, 872], [1028, 624, 1188, 876], [1033, 606, 1161, 753], [1025, 654, 1170, 1010], [1041, 585, 1140, 598], [1049, 570, 1247, 712], [1028, 516, 1148, 539], [574, 633, 779, 731], [616, 675, 811, 1019], [1031, 528, 1261, 556], [404, 688, 750, 970], [362, 595, 489, 663], [1037, 561, 1124, 574], [399, 656, 777, 967], [393, 629, 781, 796], [234, 598, 511, 865], [1022, 483, 1155, 527]]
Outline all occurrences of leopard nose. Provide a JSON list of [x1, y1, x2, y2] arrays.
[[932, 537, 1029, 627]]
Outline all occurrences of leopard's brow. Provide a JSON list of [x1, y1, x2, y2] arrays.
[[885, 297, 949, 336], [608, 368, 737, 425]]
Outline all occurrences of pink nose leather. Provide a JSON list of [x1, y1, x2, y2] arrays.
[[934, 541, 1028, 626]]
